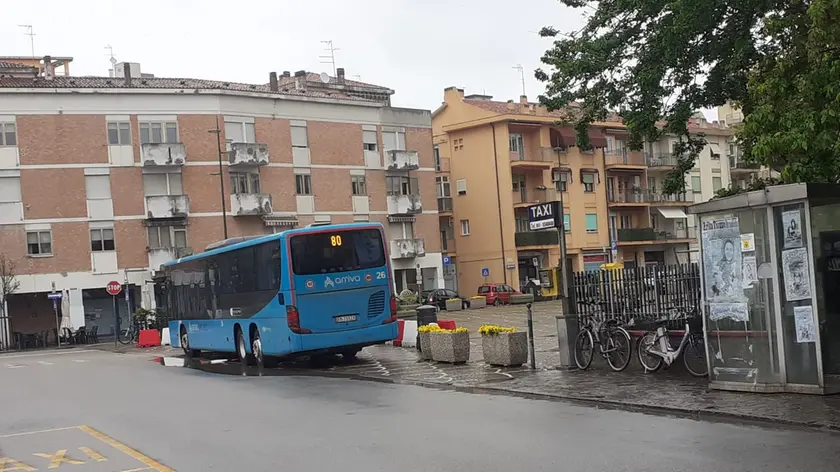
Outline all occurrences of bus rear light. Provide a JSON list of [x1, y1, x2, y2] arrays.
[[383, 295, 398, 324], [286, 305, 311, 334]]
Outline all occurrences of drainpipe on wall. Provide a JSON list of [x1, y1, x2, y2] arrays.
[[491, 124, 508, 285]]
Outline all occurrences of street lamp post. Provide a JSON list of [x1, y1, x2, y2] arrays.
[[208, 117, 228, 239]]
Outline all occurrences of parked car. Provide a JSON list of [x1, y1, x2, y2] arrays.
[[423, 289, 470, 310], [477, 283, 520, 306]]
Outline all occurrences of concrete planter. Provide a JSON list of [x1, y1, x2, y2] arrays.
[[481, 332, 528, 367], [444, 299, 463, 311], [430, 331, 470, 364], [510, 293, 535, 305], [469, 297, 486, 309], [418, 331, 434, 360]]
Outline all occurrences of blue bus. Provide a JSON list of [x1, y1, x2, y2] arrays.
[[162, 222, 398, 367]]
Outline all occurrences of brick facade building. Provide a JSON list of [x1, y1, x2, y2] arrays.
[[0, 59, 440, 347]]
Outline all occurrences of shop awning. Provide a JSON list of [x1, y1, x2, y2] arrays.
[[550, 127, 577, 147], [709, 142, 722, 156], [588, 129, 608, 148], [657, 208, 688, 219]]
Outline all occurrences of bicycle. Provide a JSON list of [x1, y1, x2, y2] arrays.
[[118, 322, 139, 345], [574, 315, 633, 372], [637, 315, 708, 377]]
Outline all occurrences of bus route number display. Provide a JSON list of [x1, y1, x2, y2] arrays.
[[330, 235, 343, 247]]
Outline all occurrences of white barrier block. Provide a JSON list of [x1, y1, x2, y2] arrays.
[[401, 320, 418, 348], [162, 356, 185, 367], [161, 327, 171, 346]]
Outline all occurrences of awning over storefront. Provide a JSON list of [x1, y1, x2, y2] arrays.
[[657, 208, 688, 219], [587, 129, 608, 148]]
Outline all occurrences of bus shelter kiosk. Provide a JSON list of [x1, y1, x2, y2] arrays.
[[689, 183, 840, 394]]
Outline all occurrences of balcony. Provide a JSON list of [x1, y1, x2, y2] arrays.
[[441, 235, 455, 255], [604, 149, 646, 170], [387, 194, 422, 215], [140, 143, 186, 167], [512, 187, 557, 208], [390, 238, 426, 259], [509, 148, 556, 170], [515, 230, 559, 248], [730, 155, 760, 174], [646, 153, 680, 169], [608, 188, 649, 206], [648, 191, 689, 205], [229, 142, 269, 167], [616, 227, 697, 245], [148, 246, 194, 271], [231, 193, 273, 216], [438, 197, 453, 213], [145, 195, 190, 219], [386, 150, 420, 171]]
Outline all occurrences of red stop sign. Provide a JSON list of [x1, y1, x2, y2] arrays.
[[106, 281, 122, 296]]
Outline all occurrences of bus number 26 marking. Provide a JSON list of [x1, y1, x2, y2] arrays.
[[376, 271, 386, 280]]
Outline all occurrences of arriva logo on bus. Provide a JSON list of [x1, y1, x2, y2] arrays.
[[324, 275, 362, 288]]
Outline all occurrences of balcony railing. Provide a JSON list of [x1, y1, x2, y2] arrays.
[[438, 197, 453, 212], [729, 155, 760, 171], [510, 148, 555, 165], [231, 193, 273, 216], [144, 195, 190, 219], [647, 191, 689, 204], [390, 238, 426, 259], [229, 142, 269, 167], [617, 227, 697, 242], [141, 143, 186, 167], [441, 235, 455, 253], [608, 188, 648, 204], [604, 149, 645, 167], [515, 230, 559, 247], [512, 187, 557, 206], [386, 150, 420, 171], [386, 194, 422, 215], [645, 153, 680, 168]]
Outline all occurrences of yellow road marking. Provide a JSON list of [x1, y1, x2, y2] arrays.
[[78, 426, 174, 472], [0, 426, 81, 439], [32, 450, 85, 468], [0, 457, 37, 471], [78, 447, 107, 462]]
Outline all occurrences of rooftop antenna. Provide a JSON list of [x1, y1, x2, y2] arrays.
[[513, 64, 526, 97], [18, 25, 35, 57], [105, 45, 117, 77], [319, 40, 339, 77]]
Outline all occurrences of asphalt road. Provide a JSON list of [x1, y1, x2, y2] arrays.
[[1, 348, 838, 471]]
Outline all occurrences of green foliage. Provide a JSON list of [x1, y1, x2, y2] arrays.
[[713, 177, 785, 199], [536, 0, 840, 189]]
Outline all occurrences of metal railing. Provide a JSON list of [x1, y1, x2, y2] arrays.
[[608, 188, 647, 204], [645, 153, 680, 168], [512, 188, 557, 205], [647, 191, 689, 204], [617, 227, 697, 242], [515, 231, 559, 247], [729, 155, 760, 170]]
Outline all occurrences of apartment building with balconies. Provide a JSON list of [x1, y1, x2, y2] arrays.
[[432, 88, 735, 293], [0, 58, 441, 346]]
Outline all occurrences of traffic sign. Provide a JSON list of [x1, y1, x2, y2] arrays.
[[106, 281, 122, 296], [481, 268, 490, 277], [442, 256, 451, 265], [47, 292, 62, 300]]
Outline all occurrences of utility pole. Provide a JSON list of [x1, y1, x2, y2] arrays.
[[18, 25, 35, 57], [320, 40, 339, 77], [208, 117, 229, 239], [513, 64, 526, 96]]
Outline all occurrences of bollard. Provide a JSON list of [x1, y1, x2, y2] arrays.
[[415, 305, 438, 351], [555, 313, 578, 369], [526, 303, 536, 369]]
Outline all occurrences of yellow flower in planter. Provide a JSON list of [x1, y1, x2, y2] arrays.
[[418, 324, 444, 333], [478, 325, 517, 336]]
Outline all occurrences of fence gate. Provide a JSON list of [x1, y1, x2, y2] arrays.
[[570, 263, 702, 330]]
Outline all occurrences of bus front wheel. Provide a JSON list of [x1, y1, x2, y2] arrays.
[[180, 326, 200, 358]]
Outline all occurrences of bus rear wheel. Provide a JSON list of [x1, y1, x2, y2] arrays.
[[237, 329, 255, 366]]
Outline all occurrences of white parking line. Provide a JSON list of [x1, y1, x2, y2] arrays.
[[36, 361, 53, 365], [5, 364, 25, 369]]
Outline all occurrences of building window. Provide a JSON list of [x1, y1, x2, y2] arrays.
[[85, 174, 112, 200], [230, 172, 260, 194], [563, 214, 571, 232], [691, 175, 702, 193], [363, 130, 377, 152], [582, 173, 596, 192], [143, 172, 183, 196], [585, 214, 598, 233], [553, 170, 568, 192], [291, 124, 308, 148], [712, 176, 723, 192], [107, 122, 131, 146], [509, 133, 524, 155], [386, 175, 418, 196], [224, 121, 256, 149], [433, 145, 441, 171], [0, 122, 16, 147], [382, 130, 406, 151], [351, 175, 366, 196], [148, 226, 187, 249], [460, 219, 470, 236], [295, 174, 312, 195], [515, 216, 529, 233], [26, 230, 52, 256], [139, 121, 178, 144], [90, 228, 116, 252], [436, 176, 451, 198]]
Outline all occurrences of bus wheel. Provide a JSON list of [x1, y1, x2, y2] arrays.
[[180, 326, 200, 358], [237, 329, 255, 366]]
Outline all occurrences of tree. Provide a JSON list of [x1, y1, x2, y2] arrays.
[[0, 253, 20, 323], [535, 0, 840, 193]]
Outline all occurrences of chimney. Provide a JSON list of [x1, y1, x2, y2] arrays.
[[336, 67, 345, 85], [519, 95, 528, 105], [43, 55, 54, 80], [269, 72, 278, 92], [282, 71, 291, 78], [506, 100, 515, 111], [123, 62, 132, 87], [294, 70, 306, 91]]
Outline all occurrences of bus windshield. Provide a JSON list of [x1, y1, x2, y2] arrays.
[[290, 228, 386, 275]]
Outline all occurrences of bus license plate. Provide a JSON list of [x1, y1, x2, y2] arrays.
[[335, 315, 357, 323]]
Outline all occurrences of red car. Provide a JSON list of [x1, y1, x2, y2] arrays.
[[477, 283, 519, 306]]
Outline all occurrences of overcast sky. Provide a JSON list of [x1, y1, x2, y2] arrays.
[[2, 0, 586, 112]]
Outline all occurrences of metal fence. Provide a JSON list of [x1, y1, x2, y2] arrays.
[[571, 263, 701, 330]]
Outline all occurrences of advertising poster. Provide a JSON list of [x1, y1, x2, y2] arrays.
[[701, 217, 748, 322], [782, 247, 812, 302], [742, 255, 758, 288], [794, 305, 817, 343], [782, 209, 803, 249]]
